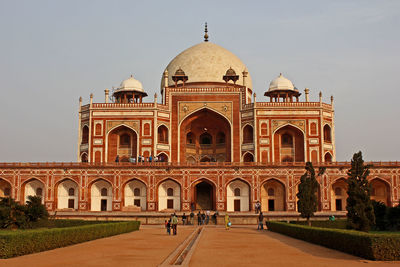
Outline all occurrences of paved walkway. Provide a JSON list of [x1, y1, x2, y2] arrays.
[[1, 225, 399, 266]]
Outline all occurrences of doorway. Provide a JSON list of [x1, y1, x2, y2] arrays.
[[101, 199, 107, 211], [335, 199, 342, 211], [268, 199, 275, 211], [234, 199, 241, 211], [167, 199, 174, 209], [194, 181, 214, 210], [68, 199, 75, 209]]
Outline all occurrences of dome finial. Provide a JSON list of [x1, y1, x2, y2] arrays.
[[204, 22, 209, 42]]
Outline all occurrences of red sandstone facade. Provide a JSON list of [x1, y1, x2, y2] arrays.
[[1, 34, 399, 213]]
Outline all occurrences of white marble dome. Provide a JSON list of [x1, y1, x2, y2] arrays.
[[161, 42, 252, 89], [268, 73, 295, 91], [117, 75, 144, 93]]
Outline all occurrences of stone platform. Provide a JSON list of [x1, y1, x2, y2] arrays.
[[51, 211, 347, 225]]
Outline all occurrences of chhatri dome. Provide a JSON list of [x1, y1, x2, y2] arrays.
[[116, 75, 146, 94], [161, 24, 252, 89], [265, 73, 301, 101]]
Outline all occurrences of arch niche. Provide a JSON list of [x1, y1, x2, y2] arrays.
[[273, 125, 304, 162], [107, 125, 138, 162], [226, 179, 250, 212], [191, 179, 216, 210], [370, 178, 391, 206], [23, 179, 45, 204], [90, 179, 113, 211], [124, 179, 147, 210], [0, 179, 12, 197], [180, 108, 231, 163], [158, 179, 181, 211], [331, 178, 347, 211], [57, 179, 79, 210], [260, 179, 285, 211]]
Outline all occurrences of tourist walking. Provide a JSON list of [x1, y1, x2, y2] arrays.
[[190, 211, 194, 225], [197, 211, 202, 225], [255, 201, 261, 213], [165, 219, 171, 235], [206, 210, 210, 225], [171, 213, 178, 235], [201, 212, 206, 225], [182, 213, 187, 225], [258, 212, 264, 230], [225, 214, 231, 230]]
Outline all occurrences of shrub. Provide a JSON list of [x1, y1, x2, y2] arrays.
[[266, 221, 400, 260], [290, 219, 347, 229], [387, 205, 400, 231], [30, 219, 107, 229], [0, 221, 140, 258], [0, 197, 28, 229], [25, 196, 49, 223], [372, 200, 387, 231]]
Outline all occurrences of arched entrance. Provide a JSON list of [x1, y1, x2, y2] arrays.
[[90, 179, 113, 211], [273, 125, 305, 162], [331, 178, 347, 211], [57, 179, 79, 210], [226, 179, 250, 212], [261, 179, 285, 211], [124, 179, 147, 211], [180, 108, 231, 163], [23, 179, 45, 204], [370, 178, 391, 206], [0, 179, 11, 198], [107, 125, 138, 162], [158, 179, 181, 211], [192, 180, 215, 210]]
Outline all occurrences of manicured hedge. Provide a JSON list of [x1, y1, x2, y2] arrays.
[[31, 219, 107, 229], [290, 219, 347, 229], [266, 221, 400, 261], [0, 221, 140, 258]]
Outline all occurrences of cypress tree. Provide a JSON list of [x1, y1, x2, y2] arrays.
[[297, 162, 321, 226], [346, 151, 375, 232]]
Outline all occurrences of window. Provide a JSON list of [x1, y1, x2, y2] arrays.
[[167, 188, 174, 196], [120, 134, 131, 147], [68, 188, 75, 196], [334, 187, 342, 196], [95, 123, 102, 135], [134, 188, 140, 196], [101, 188, 108, 196], [267, 188, 274, 196], [310, 122, 317, 135], [36, 188, 43, 196], [243, 125, 253, 143], [281, 133, 293, 147], [186, 132, 195, 144], [144, 123, 150, 135], [261, 123, 268, 136], [82, 126, 89, 144], [324, 125, 332, 142], [200, 133, 212, 145], [234, 188, 241, 196]]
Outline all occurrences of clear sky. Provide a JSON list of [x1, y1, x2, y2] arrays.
[[0, 0, 399, 162]]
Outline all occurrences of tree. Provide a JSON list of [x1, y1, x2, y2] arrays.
[[297, 162, 323, 226], [346, 151, 375, 232], [0, 197, 27, 229], [25, 195, 49, 223]]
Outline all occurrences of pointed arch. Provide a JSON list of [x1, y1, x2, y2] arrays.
[[123, 178, 147, 210], [243, 152, 254, 162], [370, 177, 391, 206], [242, 124, 254, 144], [0, 178, 12, 198], [90, 178, 113, 211], [273, 124, 305, 162], [331, 177, 347, 211], [106, 124, 138, 163], [158, 178, 181, 211], [260, 178, 286, 211], [22, 178, 45, 204], [226, 178, 251, 211], [56, 178, 79, 210]]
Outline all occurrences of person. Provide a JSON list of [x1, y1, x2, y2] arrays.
[[115, 155, 119, 163], [129, 156, 135, 163], [197, 211, 202, 225], [190, 211, 194, 225], [255, 201, 260, 214], [258, 212, 264, 230], [201, 212, 206, 225], [225, 214, 230, 230], [165, 219, 171, 235], [206, 210, 210, 225], [182, 213, 187, 225], [154, 156, 158, 163], [138, 155, 141, 163], [149, 155, 152, 163], [171, 213, 178, 235]]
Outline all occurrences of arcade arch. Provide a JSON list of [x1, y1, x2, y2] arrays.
[[243, 125, 253, 144], [90, 179, 113, 211], [124, 179, 147, 210], [180, 108, 231, 163], [107, 125, 138, 162], [192, 179, 216, 210], [226, 179, 250, 212], [273, 125, 304, 162], [331, 178, 347, 211], [243, 152, 254, 162], [158, 179, 181, 211], [0, 179, 11, 197], [261, 179, 285, 211], [158, 125, 169, 144], [23, 179, 45, 204], [370, 178, 390, 205], [57, 179, 78, 210], [324, 124, 332, 142]]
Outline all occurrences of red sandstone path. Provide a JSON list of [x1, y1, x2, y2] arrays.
[[1, 225, 399, 267]]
